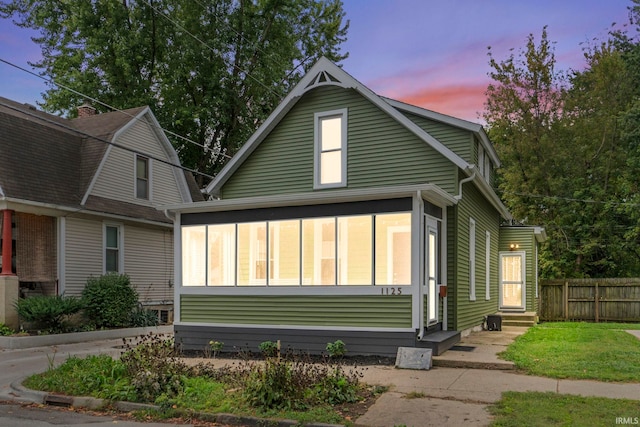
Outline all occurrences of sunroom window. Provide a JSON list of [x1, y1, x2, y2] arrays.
[[180, 212, 412, 288]]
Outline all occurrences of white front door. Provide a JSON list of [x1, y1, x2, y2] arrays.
[[499, 251, 526, 310], [425, 216, 438, 324]]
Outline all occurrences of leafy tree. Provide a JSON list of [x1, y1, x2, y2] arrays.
[[0, 0, 349, 186], [485, 23, 639, 278]]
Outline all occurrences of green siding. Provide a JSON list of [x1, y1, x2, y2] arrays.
[[180, 294, 412, 328], [499, 227, 539, 312], [450, 175, 501, 331], [222, 85, 457, 198], [404, 112, 473, 163]]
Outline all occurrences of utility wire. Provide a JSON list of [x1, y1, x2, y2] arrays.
[[0, 57, 232, 162], [0, 100, 214, 181]]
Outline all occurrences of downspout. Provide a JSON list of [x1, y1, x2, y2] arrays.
[[455, 168, 477, 201], [415, 190, 426, 341]]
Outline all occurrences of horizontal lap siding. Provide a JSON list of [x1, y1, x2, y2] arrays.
[[222, 85, 457, 198], [123, 225, 174, 304], [403, 112, 473, 164], [91, 120, 184, 205], [64, 217, 102, 296], [453, 180, 501, 331], [180, 294, 412, 328], [175, 325, 416, 356]]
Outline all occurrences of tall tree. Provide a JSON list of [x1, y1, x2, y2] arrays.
[[485, 21, 640, 278], [0, 0, 349, 186]]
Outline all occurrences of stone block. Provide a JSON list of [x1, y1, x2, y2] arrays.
[[395, 347, 432, 370]]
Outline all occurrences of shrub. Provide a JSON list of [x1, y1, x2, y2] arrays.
[[14, 295, 84, 333], [326, 340, 347, 358], [120, 334, 186, 402], [0, 323, 14, 336], [82, 273, 138, 328], [258, 340, 279, 357], [128, 305, 160, 327]]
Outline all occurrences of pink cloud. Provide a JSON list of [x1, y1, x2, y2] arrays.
[[397, 83, 489, 123]]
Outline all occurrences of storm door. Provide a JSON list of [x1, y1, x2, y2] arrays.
[[425, 216, 438, 324], [499, 252, 526, 310]]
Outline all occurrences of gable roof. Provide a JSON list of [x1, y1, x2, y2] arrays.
[[0, 97, 201, 223], [205, 57, 474, 196]]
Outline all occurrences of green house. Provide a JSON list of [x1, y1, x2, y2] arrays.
[[165, 58, 545, 356]]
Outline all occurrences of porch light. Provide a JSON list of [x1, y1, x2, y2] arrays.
[[509, 243, 519, 251]]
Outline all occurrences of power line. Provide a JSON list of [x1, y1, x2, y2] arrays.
[[0, 100, 214, 181], [0, 57, 232, 162]]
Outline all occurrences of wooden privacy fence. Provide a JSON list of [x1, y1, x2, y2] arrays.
[[540, 278, 640, 322]]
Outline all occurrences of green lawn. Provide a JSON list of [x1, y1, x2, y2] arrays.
[[490, 391, 640, 427], [499, 322, 640, 382]]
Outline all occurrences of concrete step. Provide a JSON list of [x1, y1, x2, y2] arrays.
[[417, 330, 461, 356], [501, 319, 536, 327]]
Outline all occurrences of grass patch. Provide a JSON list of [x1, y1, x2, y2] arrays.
[[489, 391, 640, 427], [500, 322, 640, 382]]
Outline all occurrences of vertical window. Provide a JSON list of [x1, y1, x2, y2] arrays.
[[302, 218, 336, 285], [485, 230, 491, 300], [469, 218, 476, 301], [136, 155, 149, 199], [375, 213, 411, 285], [182, 226, 206, 286], [208, 224, 236, 286], [269, 220, 300, 286], [478, 144, 485, 177], [338, 216, 372, 285], [315, 109, 347, 188], [237, 222, 267, 286], [105, 225, 121, 273]]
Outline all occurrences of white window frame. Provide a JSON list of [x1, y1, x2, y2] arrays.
[[314, 109, 348, 189], [469, 218, 476, 301], [103, 223, 124, 274], [485, 230, 491, 300], [478, 144, 485, 177], [135, 154, 152, 200]]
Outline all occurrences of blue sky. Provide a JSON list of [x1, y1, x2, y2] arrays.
[[0, 0, 633, 123]]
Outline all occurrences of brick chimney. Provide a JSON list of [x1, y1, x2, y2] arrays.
[[77, 101, 97, 117]]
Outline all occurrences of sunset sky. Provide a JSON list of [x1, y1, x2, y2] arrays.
[[0, 0, 634, 123]]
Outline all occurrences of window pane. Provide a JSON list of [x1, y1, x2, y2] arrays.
[[106, 248, 118, 272], [136, 178, 148, 199], [269, 220, 300, 286], [338, 216, 372, 285], [182, 226, 206, 286], [321, 116, 342, 151], [136, 157, 148, 178], [502, 255, 522, 282], [208, 224, 236, 286], [320, 151, 342, 184], [106, 226, 118, 248], [375, 213, 411, 285], [302, 218, 335, 285], [237, 222, 267, 286]]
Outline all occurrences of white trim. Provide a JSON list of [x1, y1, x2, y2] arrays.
[[411, 192, 422, 333], [178, 285, 411, 296], [469, 217, 476, 301], [81, 144, 114, 205], [57, 217, 66, 295], [173, 213, 182, 323], [314, 108, 348, 189], [174, 321, 414, 333], [485, 230, 491, 300], [166, 183, 457, 214], [205, 57, 470, 196], [425, 215, 439, 324], [103, 222, 124, 274], [499, 251, 526, 310]]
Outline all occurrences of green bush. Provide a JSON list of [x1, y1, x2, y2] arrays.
[[0, 323, 14, 336], [326, 340, 347, 358], [82, 273, 138, 328], [258, 340, 279, 357], [14, 295, 84, 333], [128, 306, 160, 327]]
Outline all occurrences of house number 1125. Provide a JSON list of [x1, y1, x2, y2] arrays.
[[381, 287, 402, 295]]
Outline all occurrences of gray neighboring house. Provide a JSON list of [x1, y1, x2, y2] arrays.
[[0, 97, 202, 324]]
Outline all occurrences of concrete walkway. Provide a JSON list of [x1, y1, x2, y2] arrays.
[[1, 326, 639, 427]]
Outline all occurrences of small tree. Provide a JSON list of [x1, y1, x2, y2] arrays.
[[82, 273, 138, 328], [14, 295, 84, 333]]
